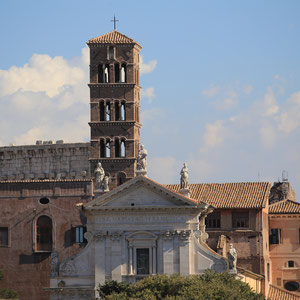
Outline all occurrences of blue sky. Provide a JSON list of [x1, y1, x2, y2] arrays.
[[1, 0, 300, 194]]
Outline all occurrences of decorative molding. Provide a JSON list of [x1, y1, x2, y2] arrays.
[[162, 230, 191, 240]]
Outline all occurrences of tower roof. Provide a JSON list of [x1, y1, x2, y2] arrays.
[[87, 30, 141, 47]]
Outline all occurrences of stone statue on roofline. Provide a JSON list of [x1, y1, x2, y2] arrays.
[[227, 243, 237, 274], [179, 163, 190, 197], [94, 162, 110, 193], [136, 145, 147, 176]]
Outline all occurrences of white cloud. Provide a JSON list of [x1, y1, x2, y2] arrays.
[[202, 120, 226, 149], [202, 84, 219, 97], [140, 56, 157, 75], [244, 85, 253, 94], [259, 87, 279, 117], [141, 87, 155, 103], [141, 108, 163, 122], [260, 123, 277, 148]]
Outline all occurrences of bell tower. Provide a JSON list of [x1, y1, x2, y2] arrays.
[[87, 30, 142, 188]]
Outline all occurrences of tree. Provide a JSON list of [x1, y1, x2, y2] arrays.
[[97, 270, 265, 300]]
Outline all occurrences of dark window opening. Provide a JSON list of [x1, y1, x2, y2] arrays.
[[108, 46, 114, 60], [115, 102, 120, 121], [117, 172, 126, 186], [136, 248, 149, 275], [284, 281, 299, 292], [115, 138, 120, 158], [36, 216, 52, 251], [98, 65, 103, 83], [39, 197, 49, 205], [100, 101, 105, 121], [232, 212, 249, 229], [205, 212, 221, 229], [269, 228, 281, 244], [100, 140, 106, 158], [0, 227, 8, 246], [115, 63, 120, 83], [288, 260, 295, 268]]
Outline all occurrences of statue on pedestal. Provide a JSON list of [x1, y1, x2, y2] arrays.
[[180, 163, 189, 190], [136, 145, 148, 176], [94, 162, 109, 192], [50, 250, 59, 277], [227, 243, 237, 273]]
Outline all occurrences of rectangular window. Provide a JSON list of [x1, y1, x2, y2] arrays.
[[269, 228, 281, 245], [74, 226, 87, 244], [136, 248, 150, 275], [205, 212, 221, 229], [232, 212, 249, 229], [288, 261, 294, 268], [0, 227, 8, 246]]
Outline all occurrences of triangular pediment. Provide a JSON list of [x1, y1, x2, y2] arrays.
[[84, 176, 202, 210]]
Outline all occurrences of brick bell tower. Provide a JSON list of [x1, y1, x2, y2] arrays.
[[87, 30, 142, 189]]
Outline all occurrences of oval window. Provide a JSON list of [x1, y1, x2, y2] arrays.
[[39, 198, 50, 205], [284, 281, 299, 292]]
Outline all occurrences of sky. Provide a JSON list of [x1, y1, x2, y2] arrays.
[[1, 0, 300, 195]]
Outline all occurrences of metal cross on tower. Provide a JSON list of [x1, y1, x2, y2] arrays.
[[111, 15, 119, 30]]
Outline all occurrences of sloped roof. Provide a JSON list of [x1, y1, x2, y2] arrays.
[[87, 30, 141, 47], [268, 284, 300, 300], [269, 199, 300, 214], [164, 182, 272, 209]]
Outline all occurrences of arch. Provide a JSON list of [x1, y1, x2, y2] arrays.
[[100, 139, 106, 158], [36, 215, 53, 251], [115, 137, 120, 158], [117, 171, 126, 186], [120, 138, 126, 157], [104, 64, 110, 83], [121, 102, 126, 120], [114, 63, 120, 83]]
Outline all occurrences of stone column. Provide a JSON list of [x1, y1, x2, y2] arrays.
[[95, 234, 106, 299], [162, 232, 173, 275], [129, 246, 133, 275], [179, 231, 191, 276], [152, 246, 157, 274], [110, 233, 122, 282]]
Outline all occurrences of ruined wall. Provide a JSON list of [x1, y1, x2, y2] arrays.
[[0, 141, 90, 181]]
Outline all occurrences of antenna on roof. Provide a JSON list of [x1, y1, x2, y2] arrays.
[[111, 15, 119, 30]]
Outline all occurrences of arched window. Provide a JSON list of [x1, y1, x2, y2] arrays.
[[115, 63, 120, 83], [115, 138, 120, 157], [121, 64, 126, 83], [105, 141, 111, 158], [115, 102, 120, 121], [105, 102, 111, 121], [98, 65, 104, 83], [36, 216, 52, 251], [104, 65, 110, 83], [100, 139, 106, 158], [121, 102, 125, 120], [121, 139, 126, 157]]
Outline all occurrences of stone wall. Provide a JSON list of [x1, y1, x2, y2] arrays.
[[0, 141, 90, 181]]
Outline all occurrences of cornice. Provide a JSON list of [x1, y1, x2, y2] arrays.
[[88, 83, 141, 89], [85, 206, 199, 212], [0, 179, 92, 184], [89, 121, 142, 128], [89, 158, 136, 163]]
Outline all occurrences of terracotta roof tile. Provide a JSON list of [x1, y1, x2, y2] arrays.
[[87, 30, 141, 47], [268, 284, 300, 300], [164, 182, 271, 209], [269, 199, 300, 214]]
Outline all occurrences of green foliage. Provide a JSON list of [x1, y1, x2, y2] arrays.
[[97, 270, 265, 300], [0, 270, 18, 299], [0, 288, 18, 299]]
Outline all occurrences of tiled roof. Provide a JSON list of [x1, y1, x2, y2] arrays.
[[87, 30, 141, 47], [269, 200, 300, 214], [268, 284, 300, 300], [164, 182, 272, 209]]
